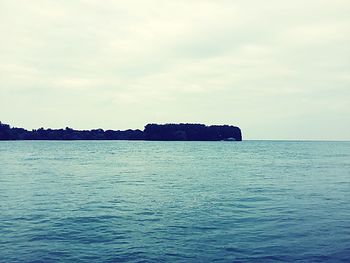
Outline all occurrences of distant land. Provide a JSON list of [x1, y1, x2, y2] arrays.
[[0, 122, 242, 141]]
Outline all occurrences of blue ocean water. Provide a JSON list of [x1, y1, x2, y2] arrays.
[[0, 141, 349, 262]]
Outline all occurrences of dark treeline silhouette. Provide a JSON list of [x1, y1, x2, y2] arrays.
[[0, 122, 242, 141]]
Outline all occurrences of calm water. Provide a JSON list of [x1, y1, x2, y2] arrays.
[[1, 141, 349, 262]]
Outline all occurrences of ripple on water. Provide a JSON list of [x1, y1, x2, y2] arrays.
[[0, 140, 349, 262]]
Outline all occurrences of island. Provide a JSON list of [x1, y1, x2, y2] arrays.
[[0, 122, 242, 141]]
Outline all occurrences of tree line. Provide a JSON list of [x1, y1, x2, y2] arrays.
[[0, 122, 242, 141]]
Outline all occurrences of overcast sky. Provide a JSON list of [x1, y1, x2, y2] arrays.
[[1, 0, 349, 140]]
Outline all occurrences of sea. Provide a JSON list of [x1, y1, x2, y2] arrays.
[[0, 141, 349, 262]]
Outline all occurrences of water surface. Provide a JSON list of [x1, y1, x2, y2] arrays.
[[1, 141, 349, 262]]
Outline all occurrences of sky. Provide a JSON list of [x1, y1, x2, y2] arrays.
[[0, 0, 349, 140]]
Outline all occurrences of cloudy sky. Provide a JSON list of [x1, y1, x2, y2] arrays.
[[1, 0, 349, 140]]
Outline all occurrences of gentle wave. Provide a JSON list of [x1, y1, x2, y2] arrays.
[[1, 140, 349, 262]]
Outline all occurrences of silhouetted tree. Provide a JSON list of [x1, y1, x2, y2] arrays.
[[0, 122, 242, 141]]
